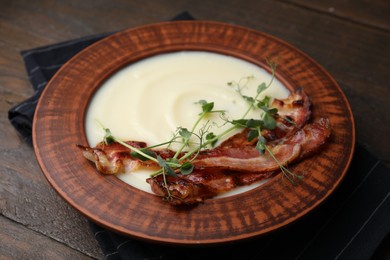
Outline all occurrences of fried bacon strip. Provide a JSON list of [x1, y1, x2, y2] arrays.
[[147, 118, 331, 205], [193, 143, 301, 172], [78, 89, 331, 205], [78, 134, 301, 176], [147, 170, 275, 205], [78, 89, 312, 175], [78, 140, 300, 175], [283, 117, 331, 160], [78, 141, 148, 174], [263, 88, 311, 141], [79, 118, 330, 205], [191, 117, 330, 173]]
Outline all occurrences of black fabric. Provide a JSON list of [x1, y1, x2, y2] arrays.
[[8, 12, 390, 260]]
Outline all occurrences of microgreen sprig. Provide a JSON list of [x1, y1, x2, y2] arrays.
[[263, 145, 304, 185], [224, 60, 303, 184], [172, 100, 220, 159]]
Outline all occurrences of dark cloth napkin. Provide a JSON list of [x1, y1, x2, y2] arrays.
[[9, 12, 390, 260]]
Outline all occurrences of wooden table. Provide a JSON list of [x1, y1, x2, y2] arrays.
[[1, 0, 389, 258]]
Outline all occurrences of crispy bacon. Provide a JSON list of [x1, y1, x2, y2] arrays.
[[79, 89, 312, 175], [78, 89, 330, 205], [78, 140, 300, 175], [147, 170, 275, 206], [193, 143, 301, 172], [78, 136, 301, 176], [79, 118, 330, 205], [191, 117, 330, 173], [263, 88, 311, 141], [147, 118, 331, 205], [272, 88, 311, 129], [78, 141, 148, 174], [282, 117, 331, 160], [147, 170, 236, 205]]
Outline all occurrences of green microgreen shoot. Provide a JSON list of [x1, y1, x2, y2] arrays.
[[157, 155, 177, 177], [100, 126, 159, 164], [112, 137, 158, 163], [172, 100, 221, 159], [130, 149, 156, 161], [160, 166, 172, 200], [180, 162, 194, 175], [263, 145, 304, 185], [205, 132, 218, 147]]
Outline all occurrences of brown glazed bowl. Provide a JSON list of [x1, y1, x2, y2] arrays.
[[33, 21, 354, 245]]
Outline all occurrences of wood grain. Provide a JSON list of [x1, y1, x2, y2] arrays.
[[285, 0, 390, 31], [0, 142, 103, 258], [33, 21, 354, 245], [0, 216, 93, 259], [0, 0, 388, 257]]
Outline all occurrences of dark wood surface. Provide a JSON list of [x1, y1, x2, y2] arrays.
[[0, 0, 388, 258]]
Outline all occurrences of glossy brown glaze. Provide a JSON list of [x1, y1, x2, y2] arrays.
[[33, 21, 354, 245]]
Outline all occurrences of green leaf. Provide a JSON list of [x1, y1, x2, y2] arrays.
[[246, 119, 263, 128], [247, 129, 259, 142], [256, 142, 265, 154], [256, 96, 271, 108], [130, 149, 156, 161], [206, 132, 216, 140], [200, 101, 214, 114], [180, 162, 194, 175], [257, 82, 267, 94], [104, 136, 115, 145], [262, 96, 271, 106], [243, 95, 255, 103], [267, 107, 278, 115], [156, 155, 166, 167], [206, 132, 218, 147], [263, 113, 276, 130], [157, 156, 177, 177], [178, 127, 191, 141], [256, 135, 267, 154], [231, 119, 248, 128], [103, 128, 115, 145]]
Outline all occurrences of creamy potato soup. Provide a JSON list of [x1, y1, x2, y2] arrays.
[[85, 51, 289, 196]]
